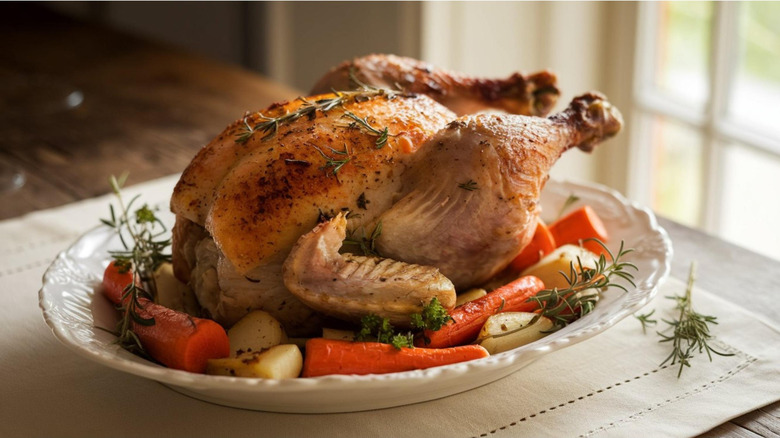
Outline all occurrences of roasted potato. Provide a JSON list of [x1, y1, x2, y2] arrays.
[[455, 288, 487, 307], [228, 310, 288, 357], [476, 312, 553, 354], [322, 328, 355, 341], [153, 262, 200, 315], [520, 244, 599, 289], [206, 344, 302, 378]]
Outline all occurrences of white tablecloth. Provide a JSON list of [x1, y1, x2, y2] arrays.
[[2, 175, 779, 437]]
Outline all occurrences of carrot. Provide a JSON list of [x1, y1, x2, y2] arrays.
[[301, 338, 489, 377], [549, 205, 610, 258], [102, 261, 230, 373], [510, 218, 556, 271], [420, 275, 545, 348], [101, 260, 137, 305]]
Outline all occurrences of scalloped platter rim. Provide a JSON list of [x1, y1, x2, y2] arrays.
[[39, 179, 672, 413]]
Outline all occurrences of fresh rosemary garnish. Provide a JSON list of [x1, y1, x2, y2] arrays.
[[635, 309, 658, 334], [342, 111, 390, 148], [235, 83, 397, 144], [100, 173, 171, 355], [526, 239, 637, 330], [311, 143, 351, 178], [343, 221, 383, 257], [658, 262, 734, 378], [556, 194, 580, 219], [458, 180, 479, 191]]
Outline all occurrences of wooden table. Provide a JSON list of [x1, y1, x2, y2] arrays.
[[1, 5, 777, 437]]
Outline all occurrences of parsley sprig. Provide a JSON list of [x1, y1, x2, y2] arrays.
[[355, 298, 452, 349]]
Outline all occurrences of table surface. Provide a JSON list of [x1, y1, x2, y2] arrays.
[[1, 5, 778, 437]]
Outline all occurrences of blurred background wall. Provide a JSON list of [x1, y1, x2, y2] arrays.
[[44, 1, 780, 261], [46, 1, 626, 187]]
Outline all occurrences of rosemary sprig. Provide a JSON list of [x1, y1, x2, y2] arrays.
[[458, 180, 479, 191], [343, 221, 383, 257], [311, 143, 351, 178], [526, 239, 637, 329], [235, 84, 397, 144], [658, 262, 734, 378], [100, 173, 171, 355], [635, 309, 657, 334], [341, 111, 390, 148]]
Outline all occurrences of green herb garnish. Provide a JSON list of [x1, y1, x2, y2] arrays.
[[635, 309, 657, 334], [527, 239, 637, 330], [356, 314, 414, 349], [658, 262, 734, 377], [342, 111, 390, 148], [100, 173, 171, 356], [343, 221, 383, 257], [458, 179, 479, 191], [235, 81, 397, 144]]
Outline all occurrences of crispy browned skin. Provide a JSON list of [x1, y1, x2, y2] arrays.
[[374, 92, 623, 288], [310, 54, 560, 117], [171, 92, 455, 275]]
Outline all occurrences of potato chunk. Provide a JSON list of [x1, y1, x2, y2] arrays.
[[153, 262, 200, 315], [322, 328, 355, 341], [206, 344, 303, 378], [228, 310, 288, 357], [520, 244, 599, 290], [455, 288, 487, 307], [476, 312, 553, 354]]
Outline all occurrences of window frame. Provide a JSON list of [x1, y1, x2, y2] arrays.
[[629, 1, 780, 234]]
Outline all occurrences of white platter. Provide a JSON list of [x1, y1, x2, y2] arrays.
[[39, 179, 672, 413]]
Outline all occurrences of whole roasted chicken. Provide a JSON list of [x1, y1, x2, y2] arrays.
[[170, 54, 622, 335]]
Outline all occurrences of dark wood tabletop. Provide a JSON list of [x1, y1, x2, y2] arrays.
[[1, 5, 777, 437]]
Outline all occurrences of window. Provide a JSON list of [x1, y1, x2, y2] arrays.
[[630, 2, 780, 260]]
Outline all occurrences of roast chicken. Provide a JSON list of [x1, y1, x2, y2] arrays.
[[170, 54, 622, 335]]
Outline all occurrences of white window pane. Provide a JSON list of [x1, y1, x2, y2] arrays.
[[728, 2, 780, 139], [654, 1, 713, 109], [719, 144, 780, 261], [649, 116, 704, 227]]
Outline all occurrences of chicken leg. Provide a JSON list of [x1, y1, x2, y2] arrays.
[[310, 54, 560, 117], [373, 92, 623, 289]]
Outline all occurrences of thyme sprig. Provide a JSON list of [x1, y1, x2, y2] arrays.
[[458, 180, 479, 191], [341, 111, 390, 148], [527, 239, 637, 330], [235, 84, 397, 144], [343, 221, 383, 257], [658, 262, 734, 378], [311, 143, 351, 179], [100, 173, 171, 355]]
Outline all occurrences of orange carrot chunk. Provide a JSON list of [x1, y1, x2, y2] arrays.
[[102, 260, 136, 305], [549, 205, 610, 257], [510, 218, 557, 272], [420, 275, 545, 349], [101, 261, 230, 373], [302, 338, 489, 377]]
